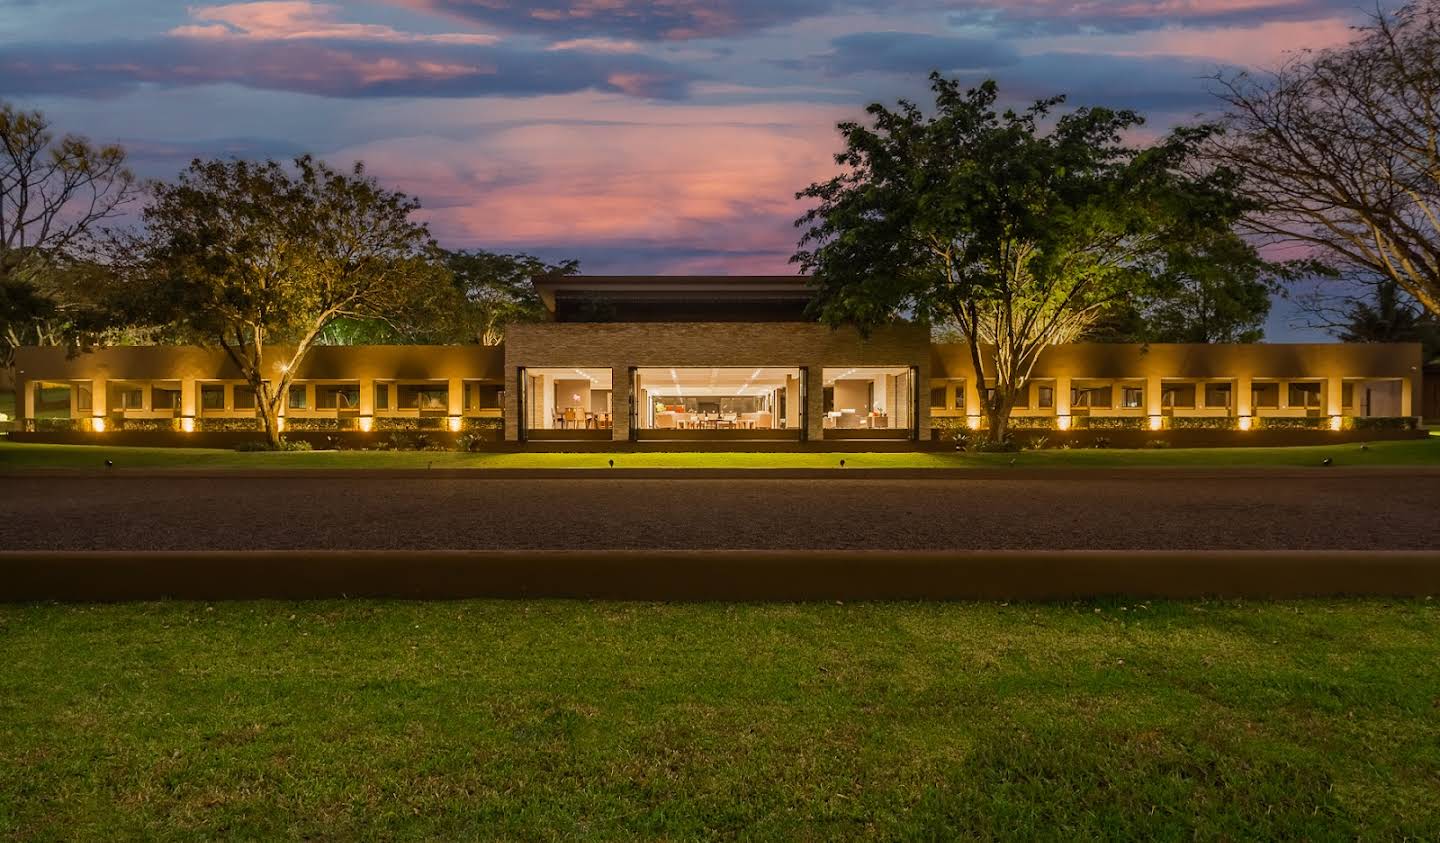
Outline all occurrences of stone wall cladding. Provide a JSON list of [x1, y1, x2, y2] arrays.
[[503, 322, 932, 441]]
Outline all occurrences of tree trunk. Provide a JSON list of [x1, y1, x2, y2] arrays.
[[257, 394, 283, 449]]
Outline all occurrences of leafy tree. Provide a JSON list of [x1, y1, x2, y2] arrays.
[[439, 249, 577, 346], [0, 102, 137, 369], [795, 74, 1259, 442], [1209, 1, 1440, 317], [1086, 231, 1295, 343], [128, 156, 449, 446]]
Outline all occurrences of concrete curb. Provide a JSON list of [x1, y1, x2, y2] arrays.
[[3, 550, 1439, 602], [4, 466, 1440, 481]]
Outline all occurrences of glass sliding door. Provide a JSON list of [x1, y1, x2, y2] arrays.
[[632, 367, 803, 438], [821, 366, 915, 438], [519, 367, 614, 439]]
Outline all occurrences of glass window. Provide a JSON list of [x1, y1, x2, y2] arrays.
[[116, 387, 144, 410], [152, 387, 180, 411], [953, 384, 965, 411], [288, 385, 308, 410], [522, 368, 615, 432], [1342, 382, 1354, 408], [316, 385, 360, 410], [1011, 384, 1029, 409], [1072, 385, 1112, 409], [1122, 387, 1143, 409], [399, 384, 449, 411], [374, 383, 390, 410], [929, 386, 947, 409], [1252, 382, 1280, 409], [1037, 386, 1054, 409], [1161, 383, 1195, 409], [234, 385, 256, 410], [1204, 383, 1232, 408], [1289, 382, 1322, 408], [200, 384, 226, 410], [465, 383, 503, 411], [76, 385, 92, 412], [631, 367, 802, 432], [820, 367, 913, 434]]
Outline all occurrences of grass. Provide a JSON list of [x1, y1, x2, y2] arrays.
[[1, 436, 1439, 470], [1, 600, 1437, 839]]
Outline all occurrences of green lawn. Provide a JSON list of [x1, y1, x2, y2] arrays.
[[2, 600, 1437, 839], [1, 436, 1439, 470]]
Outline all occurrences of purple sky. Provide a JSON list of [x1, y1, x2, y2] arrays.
[[0, 0, 1387, 339]]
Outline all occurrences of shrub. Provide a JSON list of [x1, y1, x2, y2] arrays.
[[196, 417, 260, 432], [1083, 416, 1148, 431], [1350, 416, 1417, 430], [234, 438, 312, 452], [282, 417, 341, 432], [456, 432, 489, 452], [1169, 416, 1237, 430], [1257, 416, 1325, 430], [1008, 416, 1056, 430], [1091, 436, 1112, 449], [1144, 438, 1171, 449], [34, 418, 81, 432], [1024, 434, 1049, 451]]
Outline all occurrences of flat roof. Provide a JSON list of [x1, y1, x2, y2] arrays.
[[531, 275, 812, 311]]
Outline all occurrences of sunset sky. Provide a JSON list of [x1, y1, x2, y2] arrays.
[[0, 0, 1389, 338]]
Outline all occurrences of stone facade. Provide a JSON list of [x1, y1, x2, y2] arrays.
[[503, 322, 932, 441]]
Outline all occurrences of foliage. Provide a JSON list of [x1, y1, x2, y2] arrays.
[[0, 102, 137, 368], [1169, 416, 1239, 430], [1079, 416, 1149, 430], [1319, 279, 1440, 361], [1209, 1, 1440, 317], [1350, 416, 1419, 430], [1256, 416, 1326, 430], [124, 156, 450, 446], [796, 74, 1262, 442], [234, 438, 312, 452], [436, 249, 578, 345]]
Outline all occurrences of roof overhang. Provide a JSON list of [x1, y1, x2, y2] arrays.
[[531, 275, 813, 312]]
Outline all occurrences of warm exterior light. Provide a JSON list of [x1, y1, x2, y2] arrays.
[[1329, 415, 1343, 431], [180, 417, 195, 433], [966, 414, 981, 430], [1056, 415, 1071, 431], [1148, 415, 1163, 431], [276, 417, 285, 432], [90, 417, 105, 433], [448, 415, 462, 432], [358, 416, 373, 432], [1238, 416, 1253, 431]]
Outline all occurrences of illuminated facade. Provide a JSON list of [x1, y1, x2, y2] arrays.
[[9, 276, 1426, 445]]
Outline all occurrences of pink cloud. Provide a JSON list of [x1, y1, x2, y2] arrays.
[[324, 100, 848, 270], [171, 1, 499, 45]]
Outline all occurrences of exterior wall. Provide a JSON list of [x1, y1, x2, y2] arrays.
[[12, 345, 503, 433], [929, 342, 1423, 429], [502, 322, 933, 441]]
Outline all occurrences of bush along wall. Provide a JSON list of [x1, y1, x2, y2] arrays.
[[1169, 416, 1238, 430], [1349, 416, 1418, 431], [1076, 416, 1149, 431], [1256, 416, 1326, 430]]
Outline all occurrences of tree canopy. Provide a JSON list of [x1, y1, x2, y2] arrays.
[[127, 155, 450, 445], [1209, 0, 1440, 317], [0, 102, 137, 369], [795, 74, 1265, 441]]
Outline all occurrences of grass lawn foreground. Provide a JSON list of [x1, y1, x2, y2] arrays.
[[1, 600, 1438, 838], [2, 436, 1439, 470]]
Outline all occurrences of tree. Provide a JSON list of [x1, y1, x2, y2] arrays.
[[130, 156, 449, 446], [0, 102, 137, 369], [440, 249, 577, 346], [795, 74, 1258, 442], [1086, 231, 1293, 343], [1209, 1, 1440, 317], [1300, 276, 1440, 360]]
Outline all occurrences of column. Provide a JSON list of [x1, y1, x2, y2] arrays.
[[964, 377, 982, 426], [91, 377, 108, 424], [1145, 374, 1162, 415], [180, 377, 197, 418], [504, 369, 521, 441], [22, 379, 36, 426], [358, 377, 374, 415], [805, 367, 824, 442], [1277, 379, 1290, 410], [447, 377, 463, 431], [1235, 375, 1252, 422], [1054, 376, 1071, 429], [1326, 375, 1343, 417], [1402, 377, 1414, 418], [611, 367, 630, 441]]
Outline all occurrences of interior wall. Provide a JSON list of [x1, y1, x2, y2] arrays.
[[554, 379, 591, 413], [833, 380, 871, 412]]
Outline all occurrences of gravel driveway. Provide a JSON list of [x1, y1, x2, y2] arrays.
[[3, 468, 1437, 551]]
